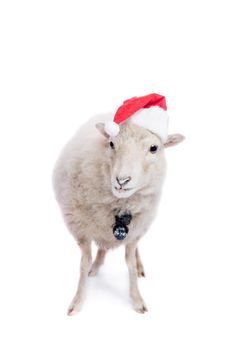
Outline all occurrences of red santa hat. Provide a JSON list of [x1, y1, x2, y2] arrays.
[[104, 93, 169, 142]]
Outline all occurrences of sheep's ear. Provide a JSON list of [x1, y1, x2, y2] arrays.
[[164, 134, 185, 148], [95, 122, 109, 138]]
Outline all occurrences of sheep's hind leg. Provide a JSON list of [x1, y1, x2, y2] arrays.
[[89, 248, 107, 276], [67, 239, 92, 316], [125, 243, 148, 314], [136, 247, 145, 278]]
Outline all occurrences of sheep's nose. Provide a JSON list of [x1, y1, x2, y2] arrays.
[[116, 176, 131, 186]]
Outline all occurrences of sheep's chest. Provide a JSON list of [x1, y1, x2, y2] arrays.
[[89, 197, 157, 249]]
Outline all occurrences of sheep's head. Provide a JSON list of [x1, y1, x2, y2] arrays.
[[96, 121, 184, 199]]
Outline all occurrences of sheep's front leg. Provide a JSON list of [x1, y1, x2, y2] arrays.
[[125, 243, 148, 313], [89, 248, 107, 276], [67, 240, 92, 316]]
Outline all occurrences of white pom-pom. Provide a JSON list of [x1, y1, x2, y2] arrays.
[[104, 121, 120, 137]]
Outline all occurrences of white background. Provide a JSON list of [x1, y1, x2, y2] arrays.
[[0, 0, 233, 349]]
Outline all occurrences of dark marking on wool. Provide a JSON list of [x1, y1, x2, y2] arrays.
[[113, 211, 132, 240]]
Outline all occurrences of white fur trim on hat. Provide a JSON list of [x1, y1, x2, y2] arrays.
[[131, 106, 169, 142], [104, 121, 120, 137]]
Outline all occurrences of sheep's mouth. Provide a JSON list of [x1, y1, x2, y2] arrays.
[[114, 186, 133, 193], [112, 186, 135, 198]]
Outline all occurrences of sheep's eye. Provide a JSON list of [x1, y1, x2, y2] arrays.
[[110, 141, 115, 149], [149, 145, 158, 154]]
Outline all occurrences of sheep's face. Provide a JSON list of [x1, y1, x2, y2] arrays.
[[108, 123, 167, 198], [96, 121, 184, 199]]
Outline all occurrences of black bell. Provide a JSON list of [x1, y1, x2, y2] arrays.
[[113, 224, 129, 240], [113, 212, 132, 240]]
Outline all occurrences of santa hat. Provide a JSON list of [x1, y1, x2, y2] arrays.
[[104, 93, 169, 142]]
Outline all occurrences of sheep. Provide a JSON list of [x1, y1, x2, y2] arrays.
[[52, 112, 184, 315]]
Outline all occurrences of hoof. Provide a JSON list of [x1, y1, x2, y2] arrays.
[[133, 299, 148, 314], [88, 268, 98, 277], [67, 300, 82, 316], [137, 267, 146, 278]]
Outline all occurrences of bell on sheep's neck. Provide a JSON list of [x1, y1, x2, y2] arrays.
[[113, 212, 132, 240]]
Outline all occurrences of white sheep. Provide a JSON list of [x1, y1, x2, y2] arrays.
[[53, 109, 184, 315]]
